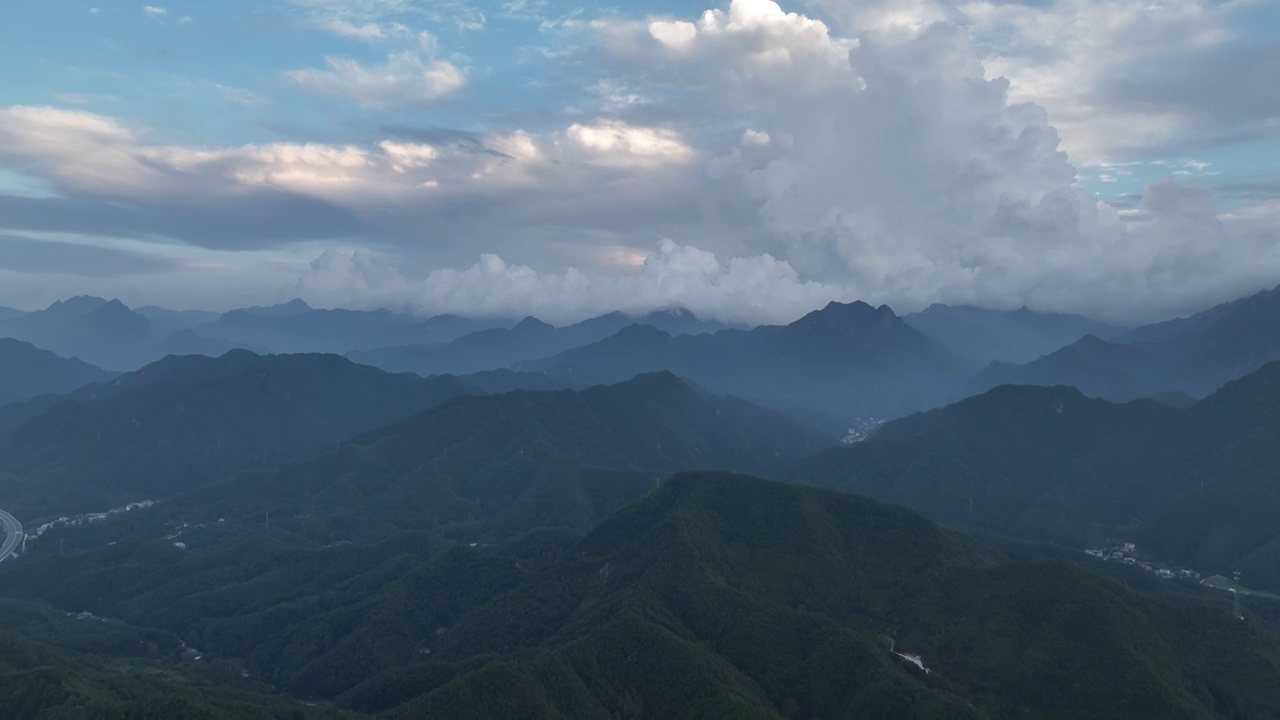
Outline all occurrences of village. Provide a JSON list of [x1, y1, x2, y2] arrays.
[[1084, 542, 1202, 582]]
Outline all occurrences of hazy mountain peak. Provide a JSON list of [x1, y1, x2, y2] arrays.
[[43, 295, 109, 315], [513, 316, 554, 332]]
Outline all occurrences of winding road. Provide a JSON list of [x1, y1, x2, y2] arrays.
[[0, 508, 23, 563]]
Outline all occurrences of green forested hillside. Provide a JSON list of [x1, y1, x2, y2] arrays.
[[0, 350, 476, 518], [792, 361, 1280, 591], [157, 371, 834, 542], [6, 472, 1279, 719], [0, 598, 352, 719]]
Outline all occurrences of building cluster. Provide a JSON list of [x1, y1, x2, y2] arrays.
[[1085, 542, 1201, 581]]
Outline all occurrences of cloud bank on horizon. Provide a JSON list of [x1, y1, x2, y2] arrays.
[[0, 0, 1276, 324]]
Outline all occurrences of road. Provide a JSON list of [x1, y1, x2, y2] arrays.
[[0, 508, 22, 563]]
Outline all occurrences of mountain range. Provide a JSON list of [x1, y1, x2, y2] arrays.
[[521, 301, 972, 422], [182, 371, 833, 543], [349, 309, 734, 377], [0, 350, 477, 518], [5, 284, 1280, 428], [792, 360, 1280, 592], [903, 303, 1126, 364], [971, 284, 1280, 401]]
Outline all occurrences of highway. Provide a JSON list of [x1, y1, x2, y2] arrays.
[[0, 508, 22, 563]]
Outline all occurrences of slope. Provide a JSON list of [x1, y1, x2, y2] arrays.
[[0, 350, 476, 518], [905, 304, 1125, 364], [792, 360, 1280, 591], [0, 337, 115, 406], [7, 472, 1279, 718], [967, 283, 1280, 401], [350, 309, 733, 377], [524, 301, 971, 423], [192, 371, 835, 541]]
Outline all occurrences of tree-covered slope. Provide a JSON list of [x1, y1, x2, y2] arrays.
[[186, 371, 835, 542], [0, 337, 115, 407], [792, 361, 1280, 591], [0, 350, 476, 518], [8, 472, 1278, 719]]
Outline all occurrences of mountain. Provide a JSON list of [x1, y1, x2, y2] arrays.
[[151, 327, 267, 359], [522, 301, 971, 424], [196, 300, 513, 356], [0, 597, 348, 719], [8, 472, 1280, 718], [973, 284, 1280, 401], [198, 305, 406, 355], [0, 350, 478, 518], [967, 334, 1169, 400], [235, 298, 315, 318], [189, 371, 834, 541], [350, 309, 734, 377], [0, 306, 23, 321], [0, 296, 157, 370], [0, 338, 115, 406], [791, 360, 1280, 591], [905, 304, 1125, 364], [134, 306, 221, 337], [364, 313, 513, 349]]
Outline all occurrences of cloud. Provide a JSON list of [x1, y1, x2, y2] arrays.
[[142, 5, 167, 15], [294, 240, 847, 325], [316, 18, 395, 40], [1, 0, 1278, 323], [0, 234, 181, 277], [215, 84, 266, 106], [287, 52, 466, 107]]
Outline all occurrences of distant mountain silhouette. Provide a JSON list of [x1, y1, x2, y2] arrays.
[[968, 334, 1167, 400], [961, 284, 1280, 401], [350, 308, 734, 377], [0, 297, 155, 370], [522, 301, 968, 422], [134, 306, 220, 337], [194, 300, 513, 355], [0, 338, 115, 406], [905, 304, 1125, 364]]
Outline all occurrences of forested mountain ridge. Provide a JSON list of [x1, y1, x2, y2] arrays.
[[792, 360, 1280, 591], [0, 350, 477, 518], [179, 371, 834, 542], [6, 472, 1279, 719]]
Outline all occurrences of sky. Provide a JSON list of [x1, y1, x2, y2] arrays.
[[0, 0, 1276, 324]]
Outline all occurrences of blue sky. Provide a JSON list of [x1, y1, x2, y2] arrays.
[[0, 0, 1276, 323]]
